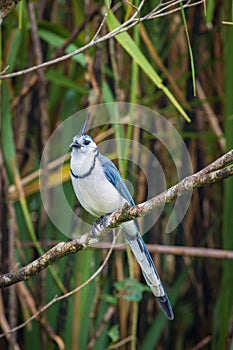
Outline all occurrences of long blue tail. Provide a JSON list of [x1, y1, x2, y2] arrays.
[[122, 221, 174, 320]]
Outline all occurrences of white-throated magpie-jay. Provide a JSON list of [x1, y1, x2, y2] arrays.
[[70, 115, 174, 320]]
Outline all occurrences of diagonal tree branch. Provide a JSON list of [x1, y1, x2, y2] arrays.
[[0, 149, 233, 288]]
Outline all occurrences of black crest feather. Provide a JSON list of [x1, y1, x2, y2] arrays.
[[79, 112, 90, 136]]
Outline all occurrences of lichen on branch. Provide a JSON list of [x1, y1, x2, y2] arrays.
[[0, 0, 21, 23], [0, 149, 232, 289]]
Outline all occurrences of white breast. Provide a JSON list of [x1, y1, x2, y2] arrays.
[[71, 159, 126, 217]]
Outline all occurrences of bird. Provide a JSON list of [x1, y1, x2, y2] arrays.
[[70, 114, 174, 320]]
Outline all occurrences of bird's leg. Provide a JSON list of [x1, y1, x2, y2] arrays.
[[91, 216, 103, 238], [91, 213, 111, 238]]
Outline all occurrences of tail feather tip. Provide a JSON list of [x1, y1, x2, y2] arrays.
[[157, 296, 174, 320]]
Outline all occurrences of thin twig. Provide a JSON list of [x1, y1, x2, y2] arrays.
[[18, 241, 233, 259], [94, 243, 233, 259], [0, 234, 116, 339], [54, 4, 101, 56], [10, 5, 101, 111], [87, 305, 116, 350], [146, 0, 204, 18], [0, 292, 21, 350], [196, 79, 225, 152], [107, 336, 137, 349], [0, 0, 203, 80], [91, 3, 109, 43], [190, 335, 212, 350]]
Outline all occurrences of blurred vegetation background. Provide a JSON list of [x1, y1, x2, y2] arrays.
[[0, 0, 233, 349]]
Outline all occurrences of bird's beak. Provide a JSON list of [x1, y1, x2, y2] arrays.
[[70, 141, 82, 149]]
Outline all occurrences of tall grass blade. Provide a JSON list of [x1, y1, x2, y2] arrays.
[[106, 10, 191, 122], [180, 5, 196, 96], [212, 10, 233, 350]]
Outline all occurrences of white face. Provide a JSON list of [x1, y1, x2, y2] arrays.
[[70, 134, 97, 156]]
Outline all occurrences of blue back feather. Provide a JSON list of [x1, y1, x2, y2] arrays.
[[99, 155, 135, 207]]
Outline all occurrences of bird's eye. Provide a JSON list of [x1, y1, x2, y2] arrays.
[[83, 139, 91, 146]]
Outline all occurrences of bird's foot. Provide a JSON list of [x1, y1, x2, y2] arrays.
[[91, 213, 111, 238], [91, 217, 103, 238]]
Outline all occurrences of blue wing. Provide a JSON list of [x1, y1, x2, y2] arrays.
[[99, 154, 135, 206]]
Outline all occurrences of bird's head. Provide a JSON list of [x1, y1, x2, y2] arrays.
[[70, 113, 98, 157]]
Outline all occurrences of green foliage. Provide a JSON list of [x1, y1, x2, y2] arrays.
[[114, 278, 150, 302], [100, 293, 118, 305], [108, 324, 120, 343], [0, 1, 232, 349], [107, 10, 191, 122]]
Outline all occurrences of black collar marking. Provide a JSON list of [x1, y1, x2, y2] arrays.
[[70, 149, 99, 179]]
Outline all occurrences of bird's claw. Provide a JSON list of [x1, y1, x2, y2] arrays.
[[91, 213, 111, 238], [91, 218, 102, 238]]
